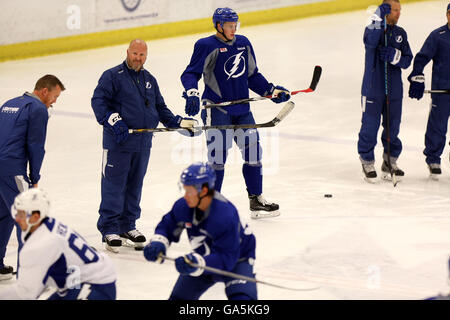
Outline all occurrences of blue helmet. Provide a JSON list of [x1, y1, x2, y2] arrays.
[[212, 7, 239, 29], [180, 162, 216, 193]]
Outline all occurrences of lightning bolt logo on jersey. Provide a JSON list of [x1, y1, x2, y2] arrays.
[[181, 34, 272, 115], [225, 51, 246, 80]]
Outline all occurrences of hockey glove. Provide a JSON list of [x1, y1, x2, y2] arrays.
[[183, 89, 201, 116], [175, 253, 205, 276], [104, 112, 129, 144], [408, 73, 425, 100], [169, 115, 201, 137], [379, 46, 401, 65], [143, 241, 166, 263], [377, 3, 391, 20], [270, 85, 290, 104]]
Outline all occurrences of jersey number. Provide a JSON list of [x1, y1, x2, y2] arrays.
[[68, 233, 99, 264]]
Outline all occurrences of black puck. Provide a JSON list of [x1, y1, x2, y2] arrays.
[[324, 194, 332, 198], [134, 246, 144, 251]]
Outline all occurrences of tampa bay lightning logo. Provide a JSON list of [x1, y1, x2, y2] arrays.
[[396, 35, 403, 43], [224, 52, 246, 80], [121, 0, 141, 12], [190, 235, 210, 256]]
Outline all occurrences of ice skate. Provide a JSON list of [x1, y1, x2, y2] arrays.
[[381, 160, 404, 181], [120, 229, 146, 249], [103, 234, 122, 253], [428, 163, 441, 180], [0, 265, 13, 281], [249, 194, 280, 219], [362, 162, 377, 183]]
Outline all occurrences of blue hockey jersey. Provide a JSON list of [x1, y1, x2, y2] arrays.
[[410, 24, 450, 96], [181, 35, 272, 115], [92, 61, 178, 151], [154, 192, 256, 273], [0, 93, 48, 184], [362, 23, 413, 99]]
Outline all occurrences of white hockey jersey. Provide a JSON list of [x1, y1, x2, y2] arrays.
[[0, 217, 116, 300]]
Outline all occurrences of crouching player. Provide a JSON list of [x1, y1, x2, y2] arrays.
[[0, 188, 116, 300], [143, 162, 257, 300]]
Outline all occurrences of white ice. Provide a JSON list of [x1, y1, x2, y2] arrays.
[[1, 0, 449, 300]]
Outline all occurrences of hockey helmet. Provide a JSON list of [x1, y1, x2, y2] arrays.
[[213, 7, 239, 29], [12, 188, 50, 225], [180, 162, 216, 193]]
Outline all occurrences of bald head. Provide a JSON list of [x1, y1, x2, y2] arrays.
[[127, 39, 148, 71]]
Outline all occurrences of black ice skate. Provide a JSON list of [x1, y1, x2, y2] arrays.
[[104, 234, 122, 253], [249, 194, 280, 219], [381, 160, 404, 181], [120, 230, 146, 249], [0, 265, 13, 281], [428, 163, 441, 180], [362, 162, 377, 183]]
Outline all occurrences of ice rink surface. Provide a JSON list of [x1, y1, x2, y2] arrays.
[[0, 0, 449, 300]]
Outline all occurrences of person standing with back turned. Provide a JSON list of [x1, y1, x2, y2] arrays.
[[407, 3, 450, 180]]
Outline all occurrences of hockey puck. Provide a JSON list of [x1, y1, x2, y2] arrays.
[[324, 194, 332, 198], [134, 246, 144, 251]]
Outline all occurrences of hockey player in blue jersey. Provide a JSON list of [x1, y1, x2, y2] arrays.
[[407, 3, 450, 180], [180, 8, 290, 219], [143, 162, 257, 300], [357, 0, 412, 182], [0, 75, 65, 281], [0, 189, 116, 300], [91, 39, 197, 253]]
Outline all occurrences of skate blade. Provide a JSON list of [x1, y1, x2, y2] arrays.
[[381, 172, 402, 182], [363, 176, 378, 184], [429, 174, 440, 181], [104, 243, 120, 253], [120, 238, 145, 249], [251, 210, 281, 220], [0, 274, 13, 281]]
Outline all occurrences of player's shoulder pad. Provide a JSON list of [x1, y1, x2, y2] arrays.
[[234, 34, 251, 46], [172, 197, 190, 212], [210, 194, 239, 220], [196, 35, 216, 47]]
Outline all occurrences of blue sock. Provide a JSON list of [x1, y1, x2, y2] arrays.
[[243, 163, 262, 195]]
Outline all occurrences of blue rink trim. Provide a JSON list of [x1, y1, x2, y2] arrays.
[[51, 111, 422, 152]]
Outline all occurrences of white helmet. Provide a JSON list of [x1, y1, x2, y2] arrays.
[[12, 188, 51, 231]]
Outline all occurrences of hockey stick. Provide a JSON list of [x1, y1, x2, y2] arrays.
[[384, 17, 397, 187], [129, 101, 295, 133], [203, 65, 322, 109], [162, 255, 320, 292], [425, 89, 450, 94]]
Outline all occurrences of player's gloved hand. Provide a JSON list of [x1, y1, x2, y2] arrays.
[[175, 252, 205, 276], [270, 85, 290, 104], [379, 46, 401, 65], [143, 241, 166, 263], [104, 112, 129, 144], [169, 115, 201, 137], [377, 3, 391, 19], [408, 73, 425, 100], [183, 89, 201, 116]]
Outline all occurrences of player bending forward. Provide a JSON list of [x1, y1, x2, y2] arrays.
[[144, 162, 257, 300], [0, 189, 116, 300]]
